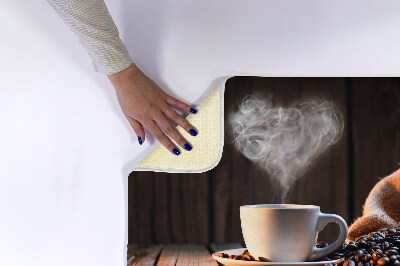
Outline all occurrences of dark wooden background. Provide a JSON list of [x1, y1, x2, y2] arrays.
[[128, 77, 400, 245]]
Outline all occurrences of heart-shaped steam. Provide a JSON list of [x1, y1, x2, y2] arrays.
[[229, 96, 344, 202]]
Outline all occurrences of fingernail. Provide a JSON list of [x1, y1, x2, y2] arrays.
[[138, 136, 143, 145], [189, 129, 198, 136], [172, 148, 180, 156], [184, 143, 192, 151], [190, 107, 198, 114]]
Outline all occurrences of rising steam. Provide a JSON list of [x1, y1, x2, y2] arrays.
[[229, 96, 344, 202]]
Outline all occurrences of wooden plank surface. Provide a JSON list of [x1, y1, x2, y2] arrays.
[[292, 78, 349, 243], [175, 245, 217, 266], [212, 77, 254, 243], [351, 78, 400, 218], [129, 171, 210, 244], [128, 245, 162, 266], [128, 244, 221, 266], [210, 243, 243, 252], [129, 172, 156, 243], [157, 245, 180, 266]]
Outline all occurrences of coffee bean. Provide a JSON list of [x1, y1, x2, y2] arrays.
[[372, 252, 381, 261], [355, 250, 365, 262], [377, 233, 385, 238], [377, 257, 389, 266], [365, 254, 372, 261], [390, 255, 398, 263], [347, 244, 359, 251], [242, 254, 255, 261], [344, 259, 356, 266], [390, 249, 399, 255], [383, 242, 391, 250], [358, 241, 369, 249], [220, 228, 400, 264]]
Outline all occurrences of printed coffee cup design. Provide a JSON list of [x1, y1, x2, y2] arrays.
[[240, 204, 348, 262]]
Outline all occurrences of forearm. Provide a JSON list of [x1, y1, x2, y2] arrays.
[[47, 0, 133, 75]]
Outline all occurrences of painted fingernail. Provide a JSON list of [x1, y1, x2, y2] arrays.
[[172, 148, 180, 156], [138, 136, 143, 145], [190, 107, 198, 114], [189, 129, 198, 136], [184, 143, 192, 151]]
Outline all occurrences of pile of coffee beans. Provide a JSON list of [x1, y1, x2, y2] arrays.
[[215, 228, 400, 265], [215, 249, 256, 261], [320, 227, 400, 266]]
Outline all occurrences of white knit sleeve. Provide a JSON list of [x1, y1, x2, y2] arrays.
[[47, 0, 133, 75]]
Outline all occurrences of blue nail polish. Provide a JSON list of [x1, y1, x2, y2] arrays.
[[190, 107, 198, 114], [173, 148, 180, 156], [184, 143, 192, 151], [138, 136, 143, 145], [189, 129, 198, 136]]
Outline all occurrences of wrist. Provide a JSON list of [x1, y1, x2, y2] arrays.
[[107, 63, 141, 89]]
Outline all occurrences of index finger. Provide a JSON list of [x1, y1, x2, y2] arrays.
[[165, 95, 197, 114]]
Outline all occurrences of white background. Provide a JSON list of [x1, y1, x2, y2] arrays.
[[1, 1, 400, 265]]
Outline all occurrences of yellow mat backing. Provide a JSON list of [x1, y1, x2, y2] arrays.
[[135, 83, 225, 173]]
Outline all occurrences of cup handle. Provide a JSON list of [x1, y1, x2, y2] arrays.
[[308, 213, 348, 261]]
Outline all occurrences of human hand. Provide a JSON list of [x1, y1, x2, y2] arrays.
[[108, 64, 198, 155]]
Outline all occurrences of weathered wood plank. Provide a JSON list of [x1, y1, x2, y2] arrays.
[[153, 172, 173, 243], [167, 173, 210, 244], [157, 245, 180, 266], [180, 173, 210, 243], [129, 171, 210, 244], [128, 245, 162, 266], [209, 243, 243, 253], [351, 78, 400, 218], [293, 78, 349, 243], [129, 172, 156, 243], [175, 245, 217, 266], [211, 77, 253, 244]]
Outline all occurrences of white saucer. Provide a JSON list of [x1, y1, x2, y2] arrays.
[[212, 248, 339, 266]]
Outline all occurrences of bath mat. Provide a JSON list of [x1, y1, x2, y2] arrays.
[[134, 79, 226, 173]]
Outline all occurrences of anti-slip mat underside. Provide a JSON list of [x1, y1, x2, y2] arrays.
[[135, 81, 225, 173]]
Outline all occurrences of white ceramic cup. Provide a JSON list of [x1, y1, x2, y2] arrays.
[[240, 204, 348, 262]]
